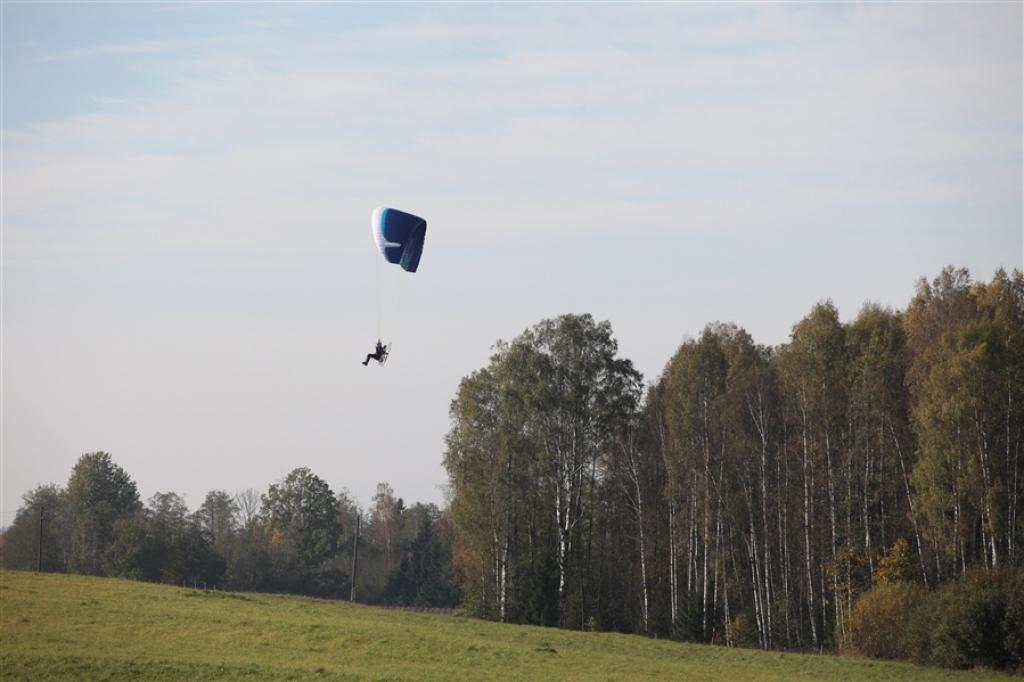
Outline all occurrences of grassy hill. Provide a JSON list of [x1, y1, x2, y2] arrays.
[[0, 571, 1010, 681]]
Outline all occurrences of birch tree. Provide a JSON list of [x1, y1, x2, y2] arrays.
[[906, 267, 1024, 574], [777, 302, 848, 651], [663, 327, 729, 643], [445, 314, 641, 628]]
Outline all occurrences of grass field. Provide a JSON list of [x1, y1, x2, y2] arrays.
[[0, 571, 1011, 681]]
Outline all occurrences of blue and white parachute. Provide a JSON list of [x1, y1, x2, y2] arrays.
[[371, 207, 427, 273]]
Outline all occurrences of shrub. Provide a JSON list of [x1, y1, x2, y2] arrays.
[[908, 568, 1020, 670], [847, 581, 927, 660], [1004, 569, 1024, 671], [726, 613, 759, 648], [874, 538, 916, 585]]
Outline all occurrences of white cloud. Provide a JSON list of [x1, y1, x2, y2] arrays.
[[42, 39, 179, 62]]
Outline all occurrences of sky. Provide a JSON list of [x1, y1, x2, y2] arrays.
[[2, 2, 1021, 526]]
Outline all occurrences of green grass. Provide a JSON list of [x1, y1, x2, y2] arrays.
[[0, 571, 1010, 681]]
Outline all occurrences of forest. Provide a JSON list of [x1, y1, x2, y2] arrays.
[[4, 265, 1023, 671], [443, 265, 1023, 669], [1, 461, 460, 609]]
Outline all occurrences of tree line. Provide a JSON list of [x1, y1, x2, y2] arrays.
[[1, 456, 460, 608], [442, 266, 1023, 666]]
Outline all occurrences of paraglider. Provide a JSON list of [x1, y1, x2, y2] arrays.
[[371, 207, 427, 274], [363, 207, 426, 366]]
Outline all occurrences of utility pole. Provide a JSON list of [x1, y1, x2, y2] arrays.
[[350, 514, 360, 602]]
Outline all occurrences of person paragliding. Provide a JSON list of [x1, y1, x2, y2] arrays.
[[362, 339, 390, 366], [362, 207, 426, 367]]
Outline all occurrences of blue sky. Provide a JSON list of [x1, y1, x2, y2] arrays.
[[2, 2, 1021, 524]]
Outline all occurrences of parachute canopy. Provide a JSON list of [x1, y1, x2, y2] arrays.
[[372, 207, 427, 273]]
